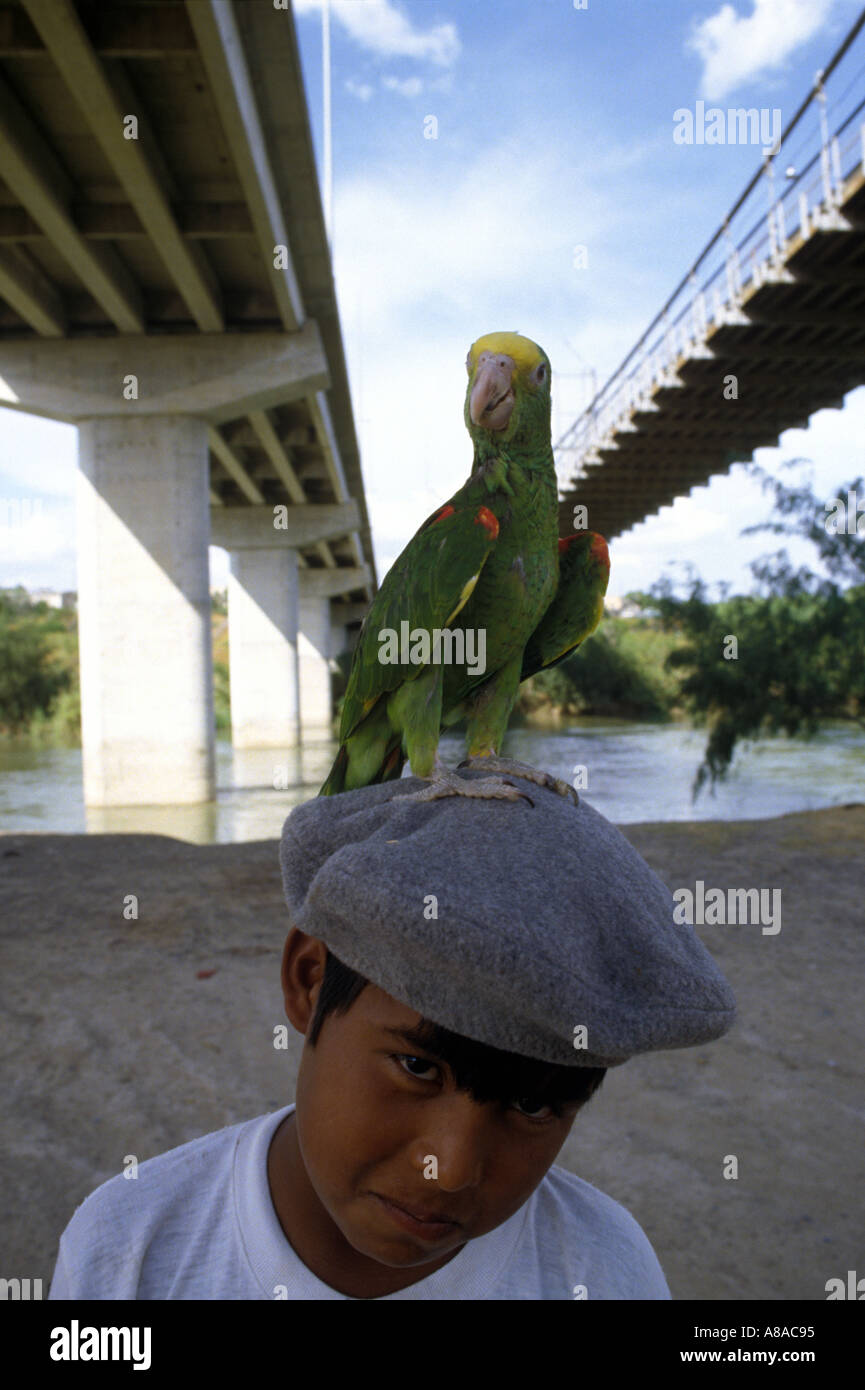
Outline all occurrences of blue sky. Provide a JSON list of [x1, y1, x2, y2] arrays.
[[2, 0, 864, 600]]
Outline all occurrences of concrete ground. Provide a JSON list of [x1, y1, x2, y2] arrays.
[[1, 802, 862, 1300]]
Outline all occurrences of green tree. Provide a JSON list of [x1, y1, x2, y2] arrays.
[[638, 465, 865, 796], [524, 620, 675, 719], [213, 659, 231, 735], [0, 592, 72, 734]]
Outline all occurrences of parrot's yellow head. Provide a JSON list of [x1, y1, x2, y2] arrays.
[[464, 331, 552, 445]]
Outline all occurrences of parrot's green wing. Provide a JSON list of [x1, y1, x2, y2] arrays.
[[339, 502, 500, 742], [521, 531, 610, 680]]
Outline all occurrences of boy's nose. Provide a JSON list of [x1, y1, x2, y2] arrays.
[[413, 1097, 493, 1193]]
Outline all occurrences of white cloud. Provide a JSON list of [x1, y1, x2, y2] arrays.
[[345, 73, 452, 103], [0, 412, 79, 586], [345, 77, 374, 101], [382, 74, 423, 97], [293, 0, 459, 67], [0, 493, 77, 589], [0, 410, 76, 493], [332, 138, 612, 337], [688, 0, 835, 100]]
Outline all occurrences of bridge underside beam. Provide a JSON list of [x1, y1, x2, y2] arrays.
[[211, 501, 361, 551], [560, 173, 865, 541], [0, 325, 329, 424]]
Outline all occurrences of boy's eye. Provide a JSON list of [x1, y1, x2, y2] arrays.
[[512, 1097, 555, 1121], [394, 1056, 556, 1123], [395, 1054, 438, 1081]]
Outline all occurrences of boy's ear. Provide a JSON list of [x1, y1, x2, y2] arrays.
[[280, 930, 327, 1035]]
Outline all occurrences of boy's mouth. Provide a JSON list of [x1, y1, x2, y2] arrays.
[[372, 1192, 463, 1236]]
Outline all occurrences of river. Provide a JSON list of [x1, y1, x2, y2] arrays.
[[0, 718, 862, 844]]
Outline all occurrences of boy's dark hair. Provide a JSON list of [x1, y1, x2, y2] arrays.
[[309, 947, 606, 1116]]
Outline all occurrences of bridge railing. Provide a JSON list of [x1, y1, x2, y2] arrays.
[[556, 8, 865, 479]]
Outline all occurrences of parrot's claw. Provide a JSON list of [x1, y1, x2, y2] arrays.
[[457, 756, 579, 806], [394, 767, 534, 806]]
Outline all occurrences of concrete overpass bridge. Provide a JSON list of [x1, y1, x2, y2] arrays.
[[0, 0, 376, 807], [556, 8, 865, 543]]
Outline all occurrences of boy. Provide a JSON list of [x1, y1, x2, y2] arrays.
[[49, 766, 736, 1299]]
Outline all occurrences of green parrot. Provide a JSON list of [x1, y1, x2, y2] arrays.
[[521, 530, 610, 681], [319, 330, 610, 803]]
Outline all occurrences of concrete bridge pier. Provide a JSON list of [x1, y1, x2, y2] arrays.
[[299, 572, 372, 741], [210, 504, 370, 751], [298, 594, 333, 742], [0, 331, 372, 806], [76, 414, 215, 807], [329, 602, 368, 667], [226, 547, 300, 750]]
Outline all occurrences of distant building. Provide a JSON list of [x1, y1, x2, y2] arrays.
[[29, 588, 60, 608], [20, 588, 77, 610], [604, 595, 645, 620]]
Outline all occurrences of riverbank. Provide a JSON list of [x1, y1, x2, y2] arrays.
[[2, 802, 862, 1300]]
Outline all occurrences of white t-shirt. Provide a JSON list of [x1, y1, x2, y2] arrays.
[[48, 1103, 670, 1300]]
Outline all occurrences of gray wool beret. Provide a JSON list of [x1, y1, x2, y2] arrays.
[[278, 767, 736, 1068]]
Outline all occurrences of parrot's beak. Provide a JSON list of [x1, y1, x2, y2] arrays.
[[470, 352, 515, 430]]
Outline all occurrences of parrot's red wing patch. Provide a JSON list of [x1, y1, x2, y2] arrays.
[[590, 533, 610, 569], [474, 505, 499, 539], [431, 504, 455, 525], [558, 533, 587, 554], [558, 531, 610, 571], [560, 532, 593, 552]]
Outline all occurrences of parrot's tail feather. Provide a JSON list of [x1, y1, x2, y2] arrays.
[[377, 744, 405, 784], [317, 740, 406, 796], [318, 744, 349, 797]]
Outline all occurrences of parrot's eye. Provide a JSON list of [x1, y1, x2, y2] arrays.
[[534, 362, 547, 385]]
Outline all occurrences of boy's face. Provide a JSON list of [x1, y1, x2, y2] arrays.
[[269, 930, 584, 1298]]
